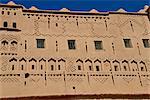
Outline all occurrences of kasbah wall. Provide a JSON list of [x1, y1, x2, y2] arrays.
[[0, 1, 150, 98]]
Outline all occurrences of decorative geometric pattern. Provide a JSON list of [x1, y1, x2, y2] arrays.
[[93, 77, 108, 84], [0, 77, 20, 83]]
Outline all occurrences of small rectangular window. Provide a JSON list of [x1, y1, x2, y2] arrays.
[[94, 41, 103, 50], [21, 65, 24, 70], [51, 65, 54, 71], [32, 65, 34, 70], [123, 39, 132, 48], [13, 22, 16, 28], [78, 65, 81, 70], [142, 39, 150, 48], [36, 39, 45, 48], [89, 66, 92, 71], [68, 40, 76, 49], [12, 65, 14, 70], [41, 65, 43, 70], [3, 22, 8, 27], [96, 66, 100, 71], [58, 65, 61, 70]]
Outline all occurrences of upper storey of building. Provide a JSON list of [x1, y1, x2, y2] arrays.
[[0, 1, 149, 36]]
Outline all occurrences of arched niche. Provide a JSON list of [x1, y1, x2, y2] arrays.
[[94, 59, 101, 71], [121, 60, 130, 71], [48, 58, 56, 71], [139, 61, 147, 71], [10, 40, 18, 51], [39, 58, 46, 70], [9, 58, 17, 71], [85, 59, 93, 71], [29, 58, 37, 71], [1, 40, 9, 50], [76, 59, 83, 71], [19, 58, 27, 71], [103, 59, 111, 71], [112, 60, 120, 71], [58, 58, 66, 71], [130, 60, 138, 71]]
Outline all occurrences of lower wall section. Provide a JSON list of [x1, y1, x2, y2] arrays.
[[0, 71, 150, 98]]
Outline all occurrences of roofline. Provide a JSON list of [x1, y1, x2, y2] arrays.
[[109, 11, 147, 15], [0, 3, 148, 16], [22, 9, 109, 16], [0, 4, 23, 9]]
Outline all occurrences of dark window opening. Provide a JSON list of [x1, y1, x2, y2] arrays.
[[51, 65, 54, 71], [56, 23, 58, 27], [123, 39, 132, 48], [12, 65, 14, 70], [13, 22, 16, 28], [68, 40, 76, 49], [124, 66, 127, 71], [2, 11, 4, 15], [89, 66, 92, 71], [21, 65, 23, 70], [3, 21, 8, 27], [32, 65, 34, 70], [7, 11, 10, 15], [94, 41, 103, 50], [73, 86, 75, 89], [143, 39, 150, 48], [58, 65, 61, 70], [78, 65, 81, 70], [96, 66, 100, 71], [36, 39, 45, 48], [141, 67, 144, 71], [114, 65, 118, 71], [41, 65, 43, 70]]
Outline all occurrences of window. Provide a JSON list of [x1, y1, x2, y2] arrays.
[[21, 65, 24, 70], [12, 65, 14, 70], [114, 65, 118, 71], [2, 11, 4, 15], [89, 66, 92, 71], [142, 39, 150, 48], [78, 65, 81, 70], [58, 65, 61, 70], [41, 65, 43, 70], [123, 39, 132, 48], [36, 39, 45, 48], [96, 66, 100, 71], [94, 41, 103, 50], [141, 67, 144, 71], [3, 21, 8, 27], [68, 40, 76, 49], [13, 22, 16, 28], [51, 65, 54, 71], [32, 65, 34, 70], [124, 66, 127, 71]]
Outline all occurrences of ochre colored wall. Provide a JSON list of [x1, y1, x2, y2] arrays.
[[0, 3, 150, 98]]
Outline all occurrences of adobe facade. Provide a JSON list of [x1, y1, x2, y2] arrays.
[[0, 1, 150, 98]]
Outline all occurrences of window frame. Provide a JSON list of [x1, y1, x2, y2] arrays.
[[123, 39, 132, 48], [68, 40, 76, 50], [94, 41, 103, 50], [13, 22, 16, 28], [3, 21, 8, 27], [142, 39, 150, 48], [36, 39, 45, 48]]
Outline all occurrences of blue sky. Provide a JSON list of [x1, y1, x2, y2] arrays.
[[0, 0, 149, 12]]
